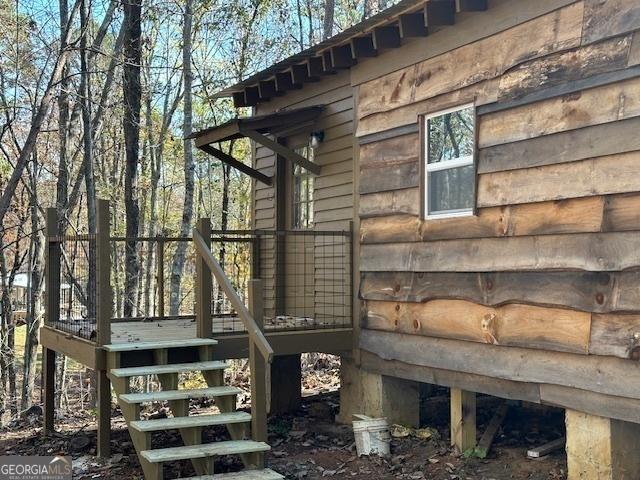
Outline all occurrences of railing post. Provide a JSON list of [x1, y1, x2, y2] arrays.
[[156, 237, 165, 319], [45, 208, 61, 329], [95, 199, 112, 458], [96, 199, 112, 346], [195, 218, 212, 338], [248, 278, 268, 456], [43, 208, 60, 434]]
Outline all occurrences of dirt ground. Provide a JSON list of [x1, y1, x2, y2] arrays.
[[0, 389, 567, 480]]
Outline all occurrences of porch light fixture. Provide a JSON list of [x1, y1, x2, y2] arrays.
[[309, 131, 325, 150]]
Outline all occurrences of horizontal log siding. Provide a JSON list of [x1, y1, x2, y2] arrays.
[[352, 0, 640, 412]]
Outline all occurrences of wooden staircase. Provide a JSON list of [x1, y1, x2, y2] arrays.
[[105, 338, 282, 480]]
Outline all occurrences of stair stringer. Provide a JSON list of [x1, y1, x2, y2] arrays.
[[199, 345, 260, 470], [153, 348, 212, 476], [107, 353, 163, 480]]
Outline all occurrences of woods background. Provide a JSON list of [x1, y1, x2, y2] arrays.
[[0, 0, 385, 423]]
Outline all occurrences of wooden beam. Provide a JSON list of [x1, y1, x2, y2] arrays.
[[291, 64, 311, 84], [43, 348, 55, 434], [244, 86, 259, 106], [232, 91, 247, 108], [212, 328, 353, 359], [40, 325, 103, 370], [372, 25, 401, 50], [360, 329, 640, 401], [307, 56, 324, 77], [331, 44, 356, 68], [97, 370, 111, 458], [361, 349, 640, 425], [475, 402, 508, 458], [360, 349, 542, 403], [193, 122, 241, 146], [240, 128, 321, 175], [199, 144, 273, 186], [426, 0, 456, 26], [258, 80, 276, 100], [275, 71, 297, 93], [399, 12, 428, 38], [451, 388, 476, 453], [458, 0, 488, 12], [351, 36, 377, 59], [527, 437, 565, 458], [322, 50, 336, 73]]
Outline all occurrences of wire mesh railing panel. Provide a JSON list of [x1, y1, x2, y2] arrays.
[[256, 230, 352, 333], [210, 233, 254, 334], [47, 228, 352, 341], [53, 234, 98, 340], [110, 237, 199, 321]]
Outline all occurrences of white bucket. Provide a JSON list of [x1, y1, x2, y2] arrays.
[[352, 416, 391, 456]]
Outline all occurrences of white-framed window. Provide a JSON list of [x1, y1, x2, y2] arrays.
[[292, 146, 314, 229], [423, 103, 476, 219]]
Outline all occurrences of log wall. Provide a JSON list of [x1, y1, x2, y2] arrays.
[[352, 0, 640, 418]]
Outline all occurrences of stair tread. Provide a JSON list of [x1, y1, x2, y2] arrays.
[[130, 412, 251, 432], [178, 469, 284, 479], [110, 361, 228, 378], [119, 386, 242, 404], [140, 440, 271, 463], [104, 338, 218, 352]]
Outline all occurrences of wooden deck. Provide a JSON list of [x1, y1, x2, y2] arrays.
[[41, 318, 353, 371], [51, 314, 348, 345]]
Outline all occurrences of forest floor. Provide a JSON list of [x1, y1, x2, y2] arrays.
[[0, 354, 567, 479]]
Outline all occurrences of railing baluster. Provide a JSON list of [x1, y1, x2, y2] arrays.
[[156, 237, 165, 320]]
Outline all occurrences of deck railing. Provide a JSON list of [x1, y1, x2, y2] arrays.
[[193, 218, 272, 448], [45, 200, 111, 346], [45, 201, 353, 345]]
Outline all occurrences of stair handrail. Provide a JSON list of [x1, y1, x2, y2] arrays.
[[192, 228, 274, 363]]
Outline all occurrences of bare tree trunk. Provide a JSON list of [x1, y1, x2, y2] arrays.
[[169, 0, 195, 316], [0, 249, 18, 417], [296, 0, 305, 50], [323, 0, 334, 40], [363, 0, 379, 20], [0, 0, 81, 225], [80, 0, 96, 313], [21, 156, 45, 411], [56, 0, 70, 235], [122, 0, 142, 318]]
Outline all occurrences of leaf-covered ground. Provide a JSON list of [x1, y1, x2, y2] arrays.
[[0, 355, 567, 479]]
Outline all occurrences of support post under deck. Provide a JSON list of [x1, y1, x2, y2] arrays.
[[566, 409, 640, 479], [96, 199, 112, 458], [43, 348, 56, 433], [450, 388, 477, 453]]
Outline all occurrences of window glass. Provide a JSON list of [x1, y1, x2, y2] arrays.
[[424, 105, 476, 218], [292, 147, 314, 229], [427, 106, 475, 164], [427, 165, 475, 214]]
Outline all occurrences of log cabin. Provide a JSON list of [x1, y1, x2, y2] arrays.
[[40, 0, 640, 478]]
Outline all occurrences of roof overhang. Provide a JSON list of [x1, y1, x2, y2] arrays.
[[189, 105, 325, 186], [213, 0, 489, 107]]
